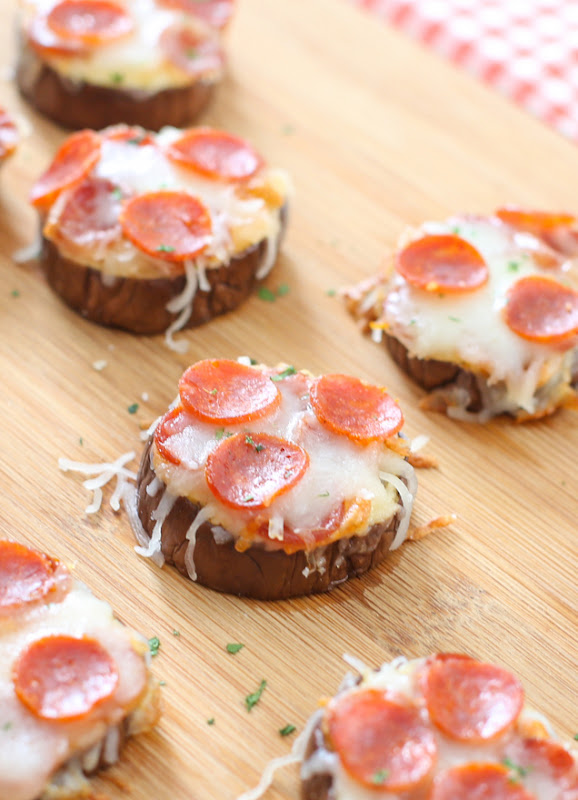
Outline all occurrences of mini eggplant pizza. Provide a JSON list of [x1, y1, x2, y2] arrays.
[[134, 359, 418, 600], [29, 124, 289, 342], [301, 654, 578, 800], [0, 108, 19, 166], [345, 209, 578, 422], [16, 0, 230, 130], [0, 539, 160, 800]]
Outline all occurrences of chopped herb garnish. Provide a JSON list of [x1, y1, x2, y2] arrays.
[[172, 629, 180, 637], [271, 366, 297, 382], [207, 717, 215, 725], [148, 636, 161, 657], [215, 428, 233, 441], [210, 388, 218, 395], [574, 733, 578, 740], [245, 679, 267, 711], [110, 72, 124, 84], [157, 243, 176, 253], [448, 316, 461, 323], [409, 318, 417, 325], [372, 769, 389, 785], [226, 643, 245, 654], [245, 435, 265, 452], [79, 437, 84, 446], [2, 722, 13, 732], [326, 288, 337, 297], [127, 135, 146, 145], [318, 491, 330, 497], [249, 357, 258, 365], [128, 402, 139, 414], [257, 286, 276, 302], [11, 289, 20, 298], [159, 680, 167, 686], [243, 495, 255, 503], [451, 226, 461, 235], [508, 260, 520, 272], [111, 187, 123, 200], [186, 48, 198, 59], [502, 758, 529, 782], [281, 123, 295, 136], [276, 283, 290, 297], [279, 724, 296, 737]]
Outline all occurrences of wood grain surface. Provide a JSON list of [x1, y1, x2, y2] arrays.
[[1, 1, 577, 798]]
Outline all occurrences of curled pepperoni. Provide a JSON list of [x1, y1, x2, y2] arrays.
[[326, 689, 437, 791], [30, 129, 101, 209], [205, 433, 309, 510], [120, 191, 212, 262], [153, 405, 205, 470], [396, 234, 489, 292], [13, 635, 118, 721], [103, 125, 155, 147], [179, 360, 281, 424], [431, 763, 534, 800], [47, 0, 133, 45], [0, 541, 64, 611], [504, 277, 578, 346], [422, 656, 524, 741], [496, 207, 576, 233], [0, 109, 18, 160], [168, 128, 263, 182], [156, 0, 234, 29], [51, 176, 123, 248], [160, 25, 224, 77], [310, 374, 403, 443]]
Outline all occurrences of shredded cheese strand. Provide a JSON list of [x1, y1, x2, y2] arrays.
[[58, 451, 137, 515], [164, 260, 198, 353]]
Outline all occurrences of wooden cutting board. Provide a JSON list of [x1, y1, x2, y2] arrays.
[[1, 1, 577, 798]]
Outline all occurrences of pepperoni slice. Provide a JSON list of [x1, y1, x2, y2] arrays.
[[179, 360, 281, 424], [47, 0, 133, 45], [504, 277, 578, 346], [0, 109, 18, 160], [30, 129, 101, 209], [27, 15, 89, 57], [168, 128, 263, 182], [205, 433, 309, 510], [120, 191, 212, 262], [13, 635, 118, 721], [422, 656, 524, 741], [396, 234, 489, 292], [153, 405, 204, 469], [103, 125, 155, 147], [50, 176, 123, 249], [496, 207, 576, 233], [156, 0, 234, 29], [160, 25, 224, 77], [431, 763, 534, 800], [310, 374, 403, 443], [326, 689, 437, 791], [0, 541, 63, 611]]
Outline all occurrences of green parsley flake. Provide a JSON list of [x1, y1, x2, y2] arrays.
[[574, 733, 578, 740], [326, 288, 337, 297], [249, 357, 258, 365], [281, 123, 295, 136], [448, 316, 461, 323], [451, 226, 461, 235], [257, 286, 276, 302], [159, 680, 167, 686], [245, 435, 265, 452], [111, 187, 123, 200], [372, 769, 389, 785], [207, 717, 215, 725], [187, 48, 198, 59], [148, 637, 161, 657], [276, 283, 290, 297], [502, 758, 529, 782], [110, 72, 124, 84], [318, 491, 330, 497], [128, 403, 139, 414], [79, 437, 84, 446], [243, 495, 255, 503], [172, 630, 180, 637], [508, 260, 520, 272], [271, 366, 297, 382], [157, 243, 176, 253], [245, 679, 267, 711], [127, 135, 146, 145], [279, 724, 296, 737], [226, 643, 245, 654], [11, 289, 20, 298], [210, 388, 218, 395], [215, 428, 233, 441], [2, 722, 13, 732], [409, 318, 417, 325]]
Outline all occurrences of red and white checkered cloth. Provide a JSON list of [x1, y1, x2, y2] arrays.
[[351, 0, 578, 142]]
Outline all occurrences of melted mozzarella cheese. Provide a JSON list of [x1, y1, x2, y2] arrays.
[[22, 0, 221, 91], [151, 368, 412, 548], [301, 657, 576, 800], [384, 217, 576, 415], [45, 128, 289, 279], [0, 580, 149, 800]]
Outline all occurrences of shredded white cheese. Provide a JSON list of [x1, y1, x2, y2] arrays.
[[164, 260, 198, 353], [58, 451, 137, 515]]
